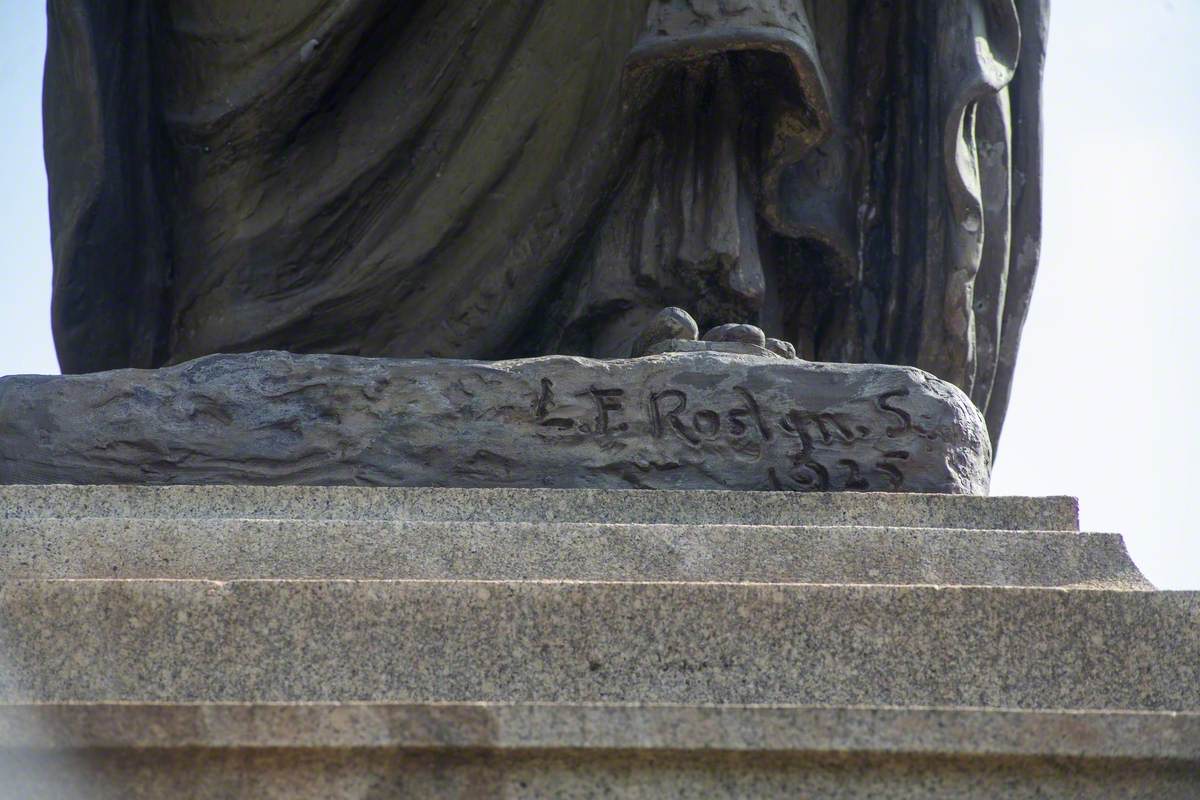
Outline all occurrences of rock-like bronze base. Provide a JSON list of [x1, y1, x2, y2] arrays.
[[0, 350, 990, 494]]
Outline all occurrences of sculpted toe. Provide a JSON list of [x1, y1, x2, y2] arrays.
[[631, 307, 699, 357], [765, 338, 798, 359], [703, 323, 766, 348]]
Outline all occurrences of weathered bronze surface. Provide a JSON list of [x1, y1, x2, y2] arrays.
[[44, 0, 1048, 449], [0, 350, 990, 493]]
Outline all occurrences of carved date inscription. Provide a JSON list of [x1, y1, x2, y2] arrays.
[[534, 379, 932, 491]]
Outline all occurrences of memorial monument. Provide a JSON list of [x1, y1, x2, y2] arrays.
[[1, 1, 1197, 797], [42, 0, 1042, 444]]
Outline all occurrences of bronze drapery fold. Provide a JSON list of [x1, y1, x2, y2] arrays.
[[43, 0, 1048, 450]]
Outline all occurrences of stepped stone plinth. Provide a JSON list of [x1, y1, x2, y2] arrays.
[[14, 0, 1127, 794], [0, 485, 1195, 798]]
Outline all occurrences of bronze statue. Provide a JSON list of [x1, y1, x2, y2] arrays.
[[44, 0, 1047, 448]]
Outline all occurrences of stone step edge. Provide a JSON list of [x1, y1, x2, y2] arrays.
[[9, 519, 1143, 589], [0, 577, 1159, 589], [0, 486, 1081, 531], [0, 518, 1092, 531], [1, 703, 1195, 762]]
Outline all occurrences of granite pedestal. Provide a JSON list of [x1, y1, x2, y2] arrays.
[[0, 486, 1195, 797]]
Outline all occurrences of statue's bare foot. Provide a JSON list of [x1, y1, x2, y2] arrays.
[[702, 323, 766, 348], [763, 338, 798, 359], [629, 307, 700, 357], [631, 308, 798, 359]]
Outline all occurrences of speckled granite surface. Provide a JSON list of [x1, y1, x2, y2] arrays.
[[0, 518, 1148, 587], [2, 581, 1196, 708], [0, 484, 1079, 529], [0, 486, 1192, 798], [4, 703, 1197, 759], [3, 702, 1199, 798], [3, 746, 1198, 799]]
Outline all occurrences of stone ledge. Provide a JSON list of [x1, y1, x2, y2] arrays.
[[2, 703, 1197, 762], [0, 485, 1080, 531], [3, 580, 1196, 709], [0, 518, 1148, 588]]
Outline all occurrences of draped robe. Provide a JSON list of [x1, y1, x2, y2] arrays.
[[44, 0, 1049, 448]]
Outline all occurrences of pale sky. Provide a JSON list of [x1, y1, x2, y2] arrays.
[[0, 2, 1196, 589]]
